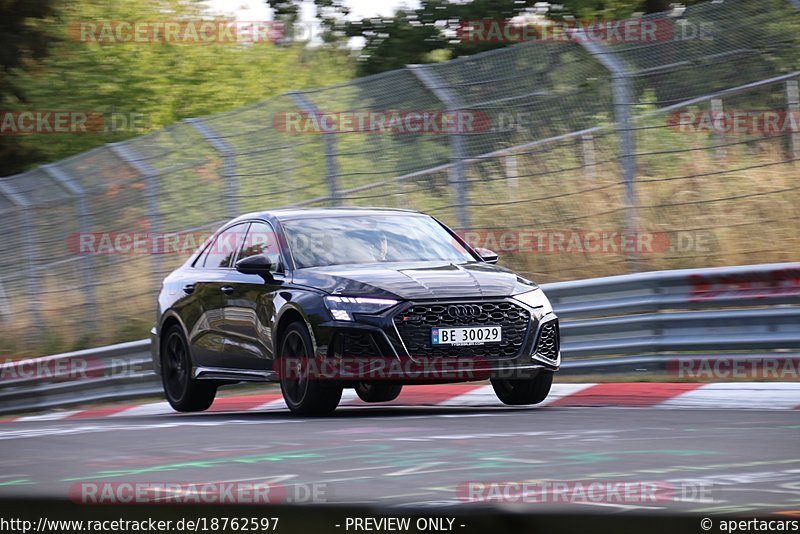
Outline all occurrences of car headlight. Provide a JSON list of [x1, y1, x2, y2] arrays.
[[324, 296, 399, 321], [512, 288, 553, 318]]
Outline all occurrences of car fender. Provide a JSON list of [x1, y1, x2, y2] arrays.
[[272, 289, 328, 360], [152, 309, 191, 375]]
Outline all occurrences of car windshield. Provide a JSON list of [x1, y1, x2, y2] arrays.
[[282, 214, 475, 268]]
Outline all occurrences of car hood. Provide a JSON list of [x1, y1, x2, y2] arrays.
[[291, 261, 537, 300]]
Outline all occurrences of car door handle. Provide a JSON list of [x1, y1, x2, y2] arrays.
[[183, 284, 195, 294], [220, 285, 235, 295]]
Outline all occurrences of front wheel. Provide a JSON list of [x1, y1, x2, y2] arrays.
[[355, 382, 402, 403], [491, 371, 553, 406], [279, 322, 342, 416], [161, 325, 217, 412]]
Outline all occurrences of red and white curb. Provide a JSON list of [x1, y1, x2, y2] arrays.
[[4, 382, 800, 422]]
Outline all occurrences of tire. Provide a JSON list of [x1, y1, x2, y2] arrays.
[[355, 382, 402, 403], [491, 371, 553, 406], [279, 322, 343, 416], [161, 325, 217, 412]]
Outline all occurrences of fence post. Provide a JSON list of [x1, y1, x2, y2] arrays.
[[41, 164, 97, 327], [109, 143, 163, 291], [408, 64, 471, 231], [576, 37, 639, 272], [505, 153, 520, 192], [581, 133, 596, 180], [287, 92, 339, 205], [0, 179, 41, 334], [185, 118, 239, 218], [0, 276, 8, 326], [787, 79, 800, 163], [710, 98, 725, 159], [393, 175, 408, 207]]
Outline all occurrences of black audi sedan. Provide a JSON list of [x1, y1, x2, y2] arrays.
[[151, 208, 560, 415]]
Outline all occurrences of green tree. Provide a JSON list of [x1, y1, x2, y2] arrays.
[[0, 0, 59, 175], [3, 0, 354, 175], [334, 0, 708, 76]]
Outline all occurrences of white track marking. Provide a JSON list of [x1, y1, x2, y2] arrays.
[[438, 383, 597, 407], [252, 398, 287, 411], [437, 385, 497, 406], [111, 401, 173, 417], [658, 382, 800, 410], [538, 383, 599, 406], [15, 410, 81, 421]]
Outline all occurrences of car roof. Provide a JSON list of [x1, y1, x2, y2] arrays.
[[229, 207, 425, 224]]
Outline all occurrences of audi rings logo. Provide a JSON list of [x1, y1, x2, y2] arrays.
[[447, 304, 482, 318]]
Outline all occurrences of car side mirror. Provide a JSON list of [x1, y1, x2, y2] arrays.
[[235, 255, 274, 281], [474, 247, 498, 264]]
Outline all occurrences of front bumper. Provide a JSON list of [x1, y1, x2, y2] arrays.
[[150, 326, 161, 376], [309, 298, 560, 383]]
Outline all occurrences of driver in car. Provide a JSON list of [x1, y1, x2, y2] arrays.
[[371, 232, 389, 261]]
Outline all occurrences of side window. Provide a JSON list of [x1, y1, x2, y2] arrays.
[[239, 222, 283, 272], [203, 224, 247, 269], [193, 235, 215, 267]]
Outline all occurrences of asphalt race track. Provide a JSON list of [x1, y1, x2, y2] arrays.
[[0, 404, 798, 515]]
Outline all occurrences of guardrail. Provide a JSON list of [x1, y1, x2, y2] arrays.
[[0, 340, 157, 416], [1, 262, 798, 415]]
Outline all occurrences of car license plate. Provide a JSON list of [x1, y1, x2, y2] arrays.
[[431, 326, 502, 346]]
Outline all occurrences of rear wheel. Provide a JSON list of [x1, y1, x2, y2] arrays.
[[355, 382, 402, 403], [279, 322, 342, 416], [491, 371, 553, 406], [161, 325, 217, 412]]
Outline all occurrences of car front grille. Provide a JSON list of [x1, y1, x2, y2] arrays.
[[535, 321, 559, 361], [393, 301, 532, 359]]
